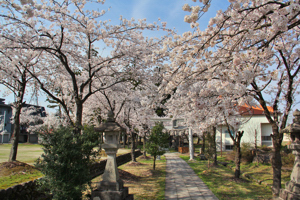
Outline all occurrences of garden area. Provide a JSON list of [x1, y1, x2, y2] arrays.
[[1, 0, 299, 199], [0, 141, 295, 200]]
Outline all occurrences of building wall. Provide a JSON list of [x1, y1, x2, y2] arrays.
[[0, 100, 46, 143], [261, 123, 273, 146], [0, 106, 13, 143], [216, 115, 273, 151]]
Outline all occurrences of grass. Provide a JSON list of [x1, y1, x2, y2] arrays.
[[0, 142, 292, 199], [87, 155, 166, 200], [217, 155, 292, 188], [0, 143, 131, 190], [0, 143, 48, 190], [0, 143, 43, 165], [180, 155, 273, 200], [0, 161, 43, 189]]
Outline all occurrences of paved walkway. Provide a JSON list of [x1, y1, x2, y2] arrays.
[[164, 153, 218, 200]]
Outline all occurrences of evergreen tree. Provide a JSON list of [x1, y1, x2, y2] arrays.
[[146, 122, 169, 170], [35, 125, 101, 200]]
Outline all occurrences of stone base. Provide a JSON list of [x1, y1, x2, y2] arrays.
[[285, 180, 300, 194], [98, 180, 124, 191], [279, 181, 300, 200], [278, 180, 300, 200], [91, 187, 133, 200], [279, 188, 300, 200]]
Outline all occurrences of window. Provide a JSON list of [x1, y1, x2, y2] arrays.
[[173, 120, 178, 128], [262, 136, 272, 141], [225, 145, 234, 150], [224, 130, 233, 138]]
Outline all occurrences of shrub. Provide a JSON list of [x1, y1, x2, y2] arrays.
[[35, 125, 101, 200], [146, 122, 169, 170], [241, 143, 254, 163], [225, 143, 254, 163], [281, 145, 292, 154], [281, 152, 295, 167], [259, 145, 272, 152], [225, 150, 235, 162]]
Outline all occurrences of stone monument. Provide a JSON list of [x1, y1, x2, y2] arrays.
[[91, 111, 133, 200], [279, 110, 300, 200]]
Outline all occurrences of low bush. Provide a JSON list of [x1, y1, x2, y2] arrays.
[[224, 143, 254, 163], [259, 145, 272, 152], [281, 145, 292, 154], [225, 150, 235, 162], [35, 125, 101, 200], [281, 152, 295, 167], [241, 143, 255, 163]]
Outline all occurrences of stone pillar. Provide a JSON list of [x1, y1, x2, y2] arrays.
[[92, 111, 133, 200], [279, 110, 300, 200]]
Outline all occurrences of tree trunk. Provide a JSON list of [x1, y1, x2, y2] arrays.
[[9, 100, 23, 161], [74, 100, 83, 134], [123, 133, 127, 148], [135, 134, 139, 148], [143, 136, 147, 157], [235, 144, 241, 178], [197, 136, 200, 145], [201, 133, 205, 154], [9, 79, 26, 162], [175, 136, 179, 151], [271, 126, 283, 196], [131, 132, 136, 162], [153, 155, 156, 170], [234, 131, 244, 179], [212, 127, 217, 166]]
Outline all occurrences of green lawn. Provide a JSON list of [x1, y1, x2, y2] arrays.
[[0, 143, 131, 190], [217, 156, 292, 188], [87, 155, 166, 200], [0, 143, 43, 165], [0, 161, 43, 189], [180, 155, 273, 200]]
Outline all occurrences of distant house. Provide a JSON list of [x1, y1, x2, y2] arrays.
[[19, 103, 46, 143], [151, 104, 290, 151], [0, 98, 46, 143], [216, 104, 287, 151], [0, 98, 13, 143]]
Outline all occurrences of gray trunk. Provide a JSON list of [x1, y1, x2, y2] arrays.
[[271, 126, 282, 196], [189, 128, 194, 160], [131, 132, 136, 162], [143, 136, 146, 157]]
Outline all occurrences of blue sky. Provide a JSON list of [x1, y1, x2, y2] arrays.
[[0, 0, 230, 112], [101, 0, 230, 35]]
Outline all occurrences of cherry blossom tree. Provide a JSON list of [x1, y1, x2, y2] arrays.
[[164, 79, 250, 176], [0, 43, 40, 161], [114, 86, 157, 162], [161, 0, 300, 195], [82, 62, 160, 161], [0, 0, 170, 133]]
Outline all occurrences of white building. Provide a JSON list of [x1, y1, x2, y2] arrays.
[[150, 105, 291, 152], [216, 105, 289, 151]]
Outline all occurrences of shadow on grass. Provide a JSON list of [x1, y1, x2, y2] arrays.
[[181, 155, 272, 200], [116, 155, 166, 200]]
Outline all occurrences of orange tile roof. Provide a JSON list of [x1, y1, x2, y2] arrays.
[[238, 104, 274, 115]]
